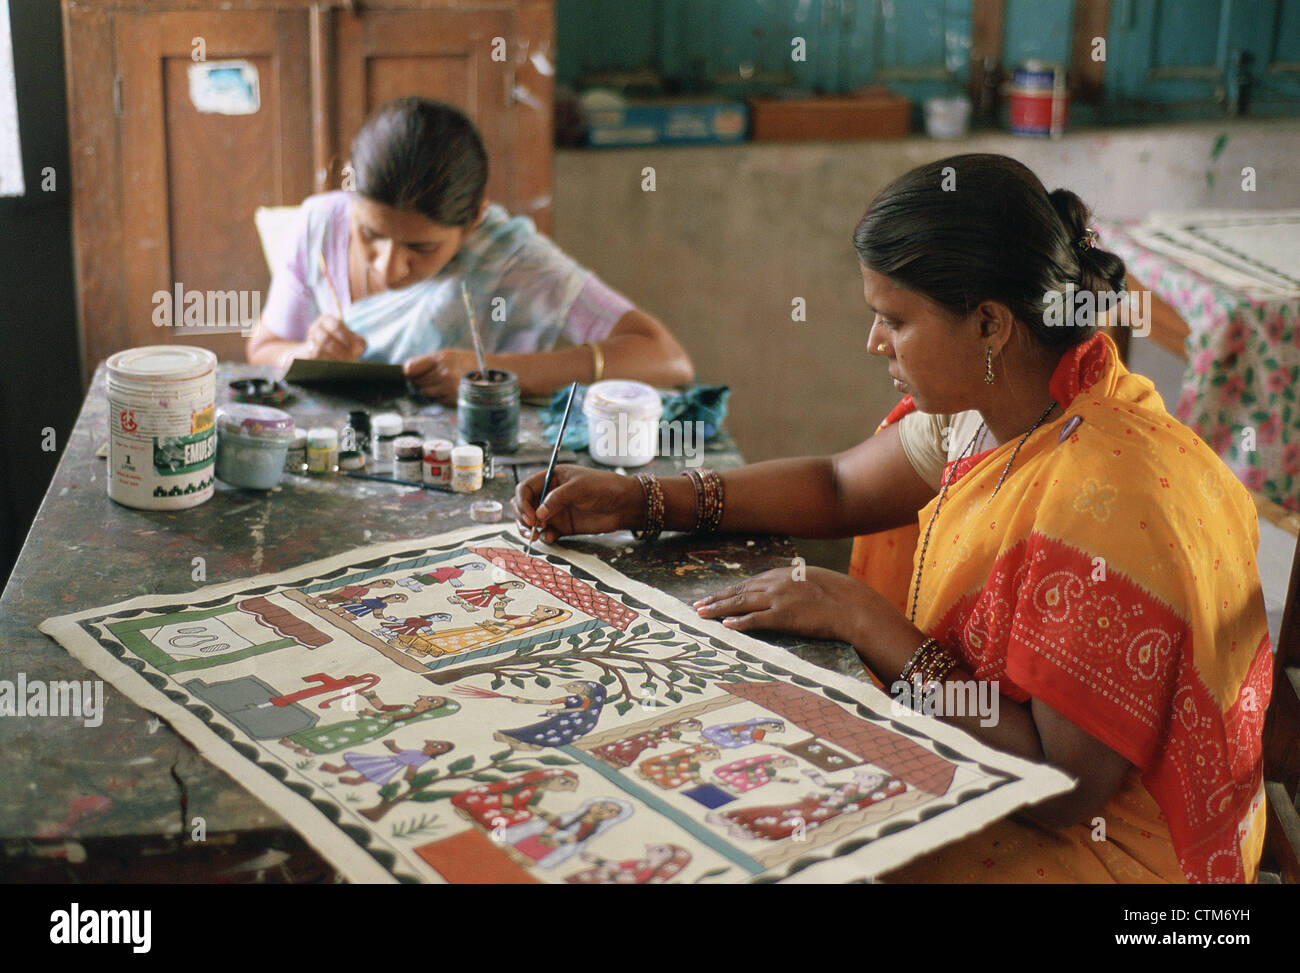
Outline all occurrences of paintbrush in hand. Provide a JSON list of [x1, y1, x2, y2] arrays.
[[460, 280, 489, 380], [528, 381, 579, 555]]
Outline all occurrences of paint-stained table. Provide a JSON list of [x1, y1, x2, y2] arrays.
[[0, 363, 867, 882]]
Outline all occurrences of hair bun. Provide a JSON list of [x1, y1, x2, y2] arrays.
[[1049, 187, 1126, 293]]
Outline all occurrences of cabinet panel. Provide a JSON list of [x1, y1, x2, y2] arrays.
[[334, 8, 521, 223], [112, 9, 311, 366]]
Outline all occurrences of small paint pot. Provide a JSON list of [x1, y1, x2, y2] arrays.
[[423, 438, 454, 485], [451, 444, 484, 493], [338, 449, 366, 471], [458, 369, 520, 454], [470, 499, 503, 523], [393, 435, 424, 481], [371, 412, 403, 466], [584, 380, 662, 467], [214, 404, 296, 490], [284, 429, 308, 473], [470, 439, 494, 480], [306, 427, 339, 474]]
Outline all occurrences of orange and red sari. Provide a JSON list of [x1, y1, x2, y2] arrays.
[[852, 332, 1273, 883]]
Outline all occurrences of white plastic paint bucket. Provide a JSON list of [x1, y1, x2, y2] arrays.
[[106, 345, 217, 510]]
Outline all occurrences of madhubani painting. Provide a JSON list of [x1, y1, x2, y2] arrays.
[[41, 526, 1071, 883]]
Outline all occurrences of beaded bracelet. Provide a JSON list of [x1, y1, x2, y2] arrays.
[[684, 467, 724, 533], [898, 638, 960, 685], [633, 474, 665, 541]]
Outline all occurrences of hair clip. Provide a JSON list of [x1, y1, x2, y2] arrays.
[[1077, 228, 1098, 250]]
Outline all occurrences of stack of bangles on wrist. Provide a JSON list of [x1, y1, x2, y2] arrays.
[[897, 637, 961, 691], [632, 469, 725, 541]]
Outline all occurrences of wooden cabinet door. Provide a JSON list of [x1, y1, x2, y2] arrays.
[[109, 9, 311, 367], [333, 4, 553, 231]]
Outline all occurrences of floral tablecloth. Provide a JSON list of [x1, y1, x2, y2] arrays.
[[1098, 215, 1300, 512]]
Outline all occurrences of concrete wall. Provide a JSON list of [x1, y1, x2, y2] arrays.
[[552, 119, 1300, 567]]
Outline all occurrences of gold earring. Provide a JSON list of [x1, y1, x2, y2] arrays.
[[876, 343, 887, 353], [985, 346, 995, 384]]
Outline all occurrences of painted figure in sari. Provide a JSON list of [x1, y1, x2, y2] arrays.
[[320, 738, 453, 786], [501, 797, 633, 869], [713, 754, 800, 794], [448, 580, 525, 612], [514, 153, 1274, 883], [311, 578, 395, 609], [565, 843, 692, 884], [493, 681, 607, 750], [636, 745, 722, 790], [334, 592, 408, 621], [278, 693, 458, 756], [589, 718, 703, 769], [386, 603, 570, 660], [450, 768, 579, 830], [700, 718, 786, 749], [709, 769, 907, 842], [246, 98, 693, 402]]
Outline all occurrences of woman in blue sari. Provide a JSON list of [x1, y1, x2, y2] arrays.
[[247, 98, 693, 402]]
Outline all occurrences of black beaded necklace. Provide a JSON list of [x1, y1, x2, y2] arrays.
[[907, 400, 1059, 624]]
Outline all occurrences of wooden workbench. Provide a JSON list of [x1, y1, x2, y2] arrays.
[[1, 363, 866, 882]]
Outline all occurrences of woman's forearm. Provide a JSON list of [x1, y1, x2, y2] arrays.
[[487, 330, 693, 397]]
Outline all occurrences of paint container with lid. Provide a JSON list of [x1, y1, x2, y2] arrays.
[[423, 438, 454, 485], [371, 412, 403, 467], [451, 444, 484, 493], [284, 429, 308, 473], [345, 410, 371, 456], [214, 404, 296, 490], [457, 370, 520, 454], [306, 427, 339, 474], [1006, 60, 1069, 137], [583, 380, 662, 467], [106, 345, 217, 510], [393, 436, 424, 481]]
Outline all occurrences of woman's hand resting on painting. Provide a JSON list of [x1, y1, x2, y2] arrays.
[[693, 566, 896, 646], [512, 465, 643, 543], [298, 314, 367, 362]]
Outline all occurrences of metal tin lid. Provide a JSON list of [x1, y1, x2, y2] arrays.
[[423, 438, 454, 457], [216, 404, 296, 440], [107, 345, 216, 382], [372, 412, 403, 436], [583, 380, 663, 421]]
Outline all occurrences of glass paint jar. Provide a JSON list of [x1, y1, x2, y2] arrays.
[[214, 404, 296, 490], [306, 427, 339, 474], [284, 429, 308, 473], [451, 444, 484, 493], [371, 412, 403, 467], [393, 436, 424, 481], [457, 370, 520, 454], [423, 439, 453, 485]]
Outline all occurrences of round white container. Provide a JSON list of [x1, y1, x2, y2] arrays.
[[923, 95, 972, 138], [106, 345, 217, 510], [583, 380, 662, 467]]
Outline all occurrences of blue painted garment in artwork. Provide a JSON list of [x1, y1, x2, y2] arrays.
[[500, 681, 607, 747]]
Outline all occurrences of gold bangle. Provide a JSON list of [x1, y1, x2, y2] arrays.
[[586, 341, 604, 384]]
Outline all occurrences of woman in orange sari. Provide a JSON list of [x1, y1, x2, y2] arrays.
[[512, 154, 1273, 883]]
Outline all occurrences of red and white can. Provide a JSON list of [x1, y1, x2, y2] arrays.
[[1007, 60, 1069, 138]]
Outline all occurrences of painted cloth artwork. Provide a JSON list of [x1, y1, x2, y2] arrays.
[[860, 332, 1272, 884], [41, 526, 1073, 883], [260, 192, 633, 363]]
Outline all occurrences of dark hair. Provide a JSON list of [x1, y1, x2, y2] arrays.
[[852, 154, 1126, 351], [350, 97, 488, 228]]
